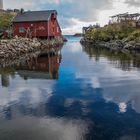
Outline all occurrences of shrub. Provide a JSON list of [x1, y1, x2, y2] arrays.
[[84, 23, 136, 41], [127, 30, 140, 42], [0, 12, 15, 31]]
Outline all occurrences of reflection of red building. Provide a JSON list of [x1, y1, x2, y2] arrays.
[[16, 53, 61, 79], [0, 52, 61, 87]]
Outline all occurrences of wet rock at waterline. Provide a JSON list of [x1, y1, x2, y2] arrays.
[[80, 39, 140, 53], [0, 37, 63, 59]]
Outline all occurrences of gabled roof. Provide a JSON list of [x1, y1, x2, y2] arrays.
[[12, 10, 57, 22]]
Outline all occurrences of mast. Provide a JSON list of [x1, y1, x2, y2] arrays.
[[0, 0, 3, 10]]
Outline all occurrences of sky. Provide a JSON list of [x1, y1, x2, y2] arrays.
[[3, 0, 140, 34]]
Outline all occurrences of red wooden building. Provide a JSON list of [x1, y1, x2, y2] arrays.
[[12, 10, 62, 38]]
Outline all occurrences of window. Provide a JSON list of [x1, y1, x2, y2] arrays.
[[19, 27, 25, 33], [30, 26, 34, 31]]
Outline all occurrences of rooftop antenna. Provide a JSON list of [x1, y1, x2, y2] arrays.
[[0, 0, 3, 10]]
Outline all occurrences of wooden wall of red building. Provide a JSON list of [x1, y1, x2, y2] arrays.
[[12, 16, 61, 37]]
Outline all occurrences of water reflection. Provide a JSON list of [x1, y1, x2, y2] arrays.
[[82, 44, 140, 115], [0, 50, 61, 87], [1, 38, 140, 140], [0, 116, 87, 140], [16, 52, 61, 80], [0, 48, 62, 118], [82, 45, 140, 71]]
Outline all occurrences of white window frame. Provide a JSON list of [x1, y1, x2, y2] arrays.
[[19, 27, 25, 33]]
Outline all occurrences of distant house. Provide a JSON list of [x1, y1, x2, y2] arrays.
[[82, 24, 100, 35], [12, 10, 62, 38], [82, 27, 90, 35]]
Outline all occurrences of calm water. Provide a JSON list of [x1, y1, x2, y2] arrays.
[[0, 36, 140, 140]]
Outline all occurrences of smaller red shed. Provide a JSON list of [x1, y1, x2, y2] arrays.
[[12, 10, 62, 38]]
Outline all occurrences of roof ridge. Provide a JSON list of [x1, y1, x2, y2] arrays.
[[24, 10, 56, 13], [12, 10, 57, 22]]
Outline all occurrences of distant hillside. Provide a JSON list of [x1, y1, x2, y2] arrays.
[[73, 33, 83, 37]]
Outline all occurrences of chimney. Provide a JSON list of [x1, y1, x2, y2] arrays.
[[20, 8, 24, 14], [0, 0, 3, 10]]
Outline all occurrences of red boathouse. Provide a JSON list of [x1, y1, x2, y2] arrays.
[[12, 10, 62, 38]]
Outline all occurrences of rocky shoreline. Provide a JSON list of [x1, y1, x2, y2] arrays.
[[0, 36, 63, 59], [80, 38, 140, 53]]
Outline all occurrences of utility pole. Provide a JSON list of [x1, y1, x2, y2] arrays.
[[0, 0, 3, 10]]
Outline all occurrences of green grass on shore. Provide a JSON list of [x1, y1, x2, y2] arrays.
[[84, 23, 140, 43]]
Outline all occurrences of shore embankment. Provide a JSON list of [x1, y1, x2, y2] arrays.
[[81, 23, 140, 53], [0, 36, 63, 59], [80, 22, 140, 54], [80, 38, 140, 53]]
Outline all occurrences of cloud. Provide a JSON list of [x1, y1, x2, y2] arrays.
[[4, 0, 114, 34], [124, 0, 140, 7], [12, 0, 112, 22], [4, 0, 61, 9], [4, 0, 113, 21], [4, 0, 140, 34]]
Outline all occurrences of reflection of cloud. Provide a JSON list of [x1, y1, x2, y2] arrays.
[[119, 102, 127, 113], [65, 98, 89, 107], [63, 39, 140, 115], [119, 135, 136, 140], [69, 45, 82, 53], [90, 77, 101, 89], [103, 86, 140, 114], [64, 98, 75, 107], [131, 96, 140, 114], [0, 116, 88, 140], [64, 98, 91, 115], [65, 42, 82, 53], [0, 79, 55, 110]]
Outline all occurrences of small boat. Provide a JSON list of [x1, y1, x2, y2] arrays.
[[63, 37, 68, 42]]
